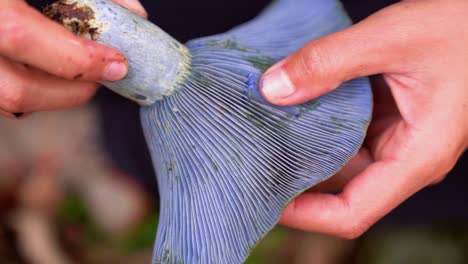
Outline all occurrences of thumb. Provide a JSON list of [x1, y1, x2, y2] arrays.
[[259, 1, 423, 106]]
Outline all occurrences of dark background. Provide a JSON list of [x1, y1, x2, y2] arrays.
[[28, 0, 467, 224]]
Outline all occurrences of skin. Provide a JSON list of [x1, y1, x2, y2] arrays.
[[2, 0, 465, 241], [0, 0, 147, 118], [260, 0, 468, 239]]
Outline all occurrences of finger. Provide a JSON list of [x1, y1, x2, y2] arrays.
[[278, 116, 461, 239], [260, 0, 434, 105], [0, 57, 97, 112], [0, 1, 127, 82], [279, 158, 428, 239], [112, 0, 148, 18]]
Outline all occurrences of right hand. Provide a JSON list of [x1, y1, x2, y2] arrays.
[[260, 0, 468, 239], [0, 0, 147, 118]]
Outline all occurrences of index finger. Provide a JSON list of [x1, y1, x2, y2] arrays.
[[0, 1, 127, 82]]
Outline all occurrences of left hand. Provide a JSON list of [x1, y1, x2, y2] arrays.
[[0, 0, 146, 119]]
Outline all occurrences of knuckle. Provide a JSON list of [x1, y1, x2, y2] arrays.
[[339, 224, 367, 240], [0, 9, 29, 52], [431, 173, 448, 185], [298, 43, 341, 92], [431, 156, 457, 184], [336, 215, 369, 239], [438, 155, 458, 175], [0, 84, 27, 112], [429, 147, 461, 183], [70, 41, 98, 78], [302, 43, 328, 79], [71, 57, 93, 79]]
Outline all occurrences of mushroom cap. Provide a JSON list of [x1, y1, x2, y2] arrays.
[[141, 0, 372, 263]]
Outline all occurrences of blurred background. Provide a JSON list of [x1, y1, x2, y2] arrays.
[[0, 102, 466, 264], [2, 0, 467, 263]]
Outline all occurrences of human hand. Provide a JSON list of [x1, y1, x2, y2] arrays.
[[260, 0, 468, 238], [0, 0, 147, 118]]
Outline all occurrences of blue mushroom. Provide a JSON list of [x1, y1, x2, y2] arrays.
[[46, 0, 372, 263]]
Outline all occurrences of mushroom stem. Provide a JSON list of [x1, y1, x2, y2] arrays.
[[45, 0, 191, 105]]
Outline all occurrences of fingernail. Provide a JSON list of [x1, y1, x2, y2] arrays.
[[102, 61, 128, 81], [260, 66, 295, 99]]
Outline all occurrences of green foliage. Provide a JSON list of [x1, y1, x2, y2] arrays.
[[57, 195, 158, 254], [116, 212, 159, 253], [245, 227, 287, 264], [57, 194, 108, 243]]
